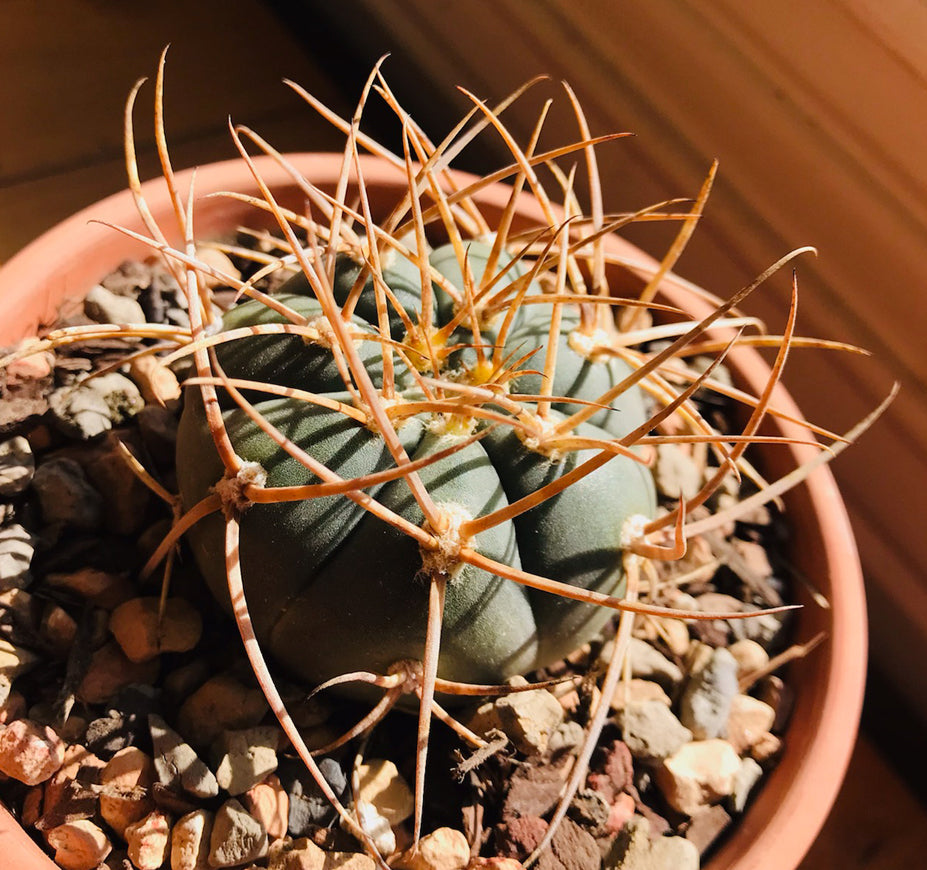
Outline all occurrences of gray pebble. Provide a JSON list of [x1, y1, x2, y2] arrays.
[[0, 437, 35, 497], [0, 523, 36, 590], [209, 798, 268, 867], [730, 604, 789, 650], [626, 637, 684, 690], [48, 373, 144, 440], [730, 757, 764, 813], [213, 726, 280, 796], [150, 714, 219, 799], [617, 700, 693, 761], [280, 756, 347, 835], [32, 457, 103, 530], [679, 647, 739, 739], [84, 285, 147, 325]]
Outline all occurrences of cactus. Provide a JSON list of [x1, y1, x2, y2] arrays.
[[4, 53, 891, 867]]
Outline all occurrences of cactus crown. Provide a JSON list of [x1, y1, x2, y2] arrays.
[[3, 51, 891, 868]]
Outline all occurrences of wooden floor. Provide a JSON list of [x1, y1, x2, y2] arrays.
[[2, 2, 926, 867]]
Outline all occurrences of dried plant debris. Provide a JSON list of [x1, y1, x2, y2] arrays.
[[0, 53, 891, 870]]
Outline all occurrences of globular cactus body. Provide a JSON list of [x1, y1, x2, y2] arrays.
[[177, 231, 656, 692]]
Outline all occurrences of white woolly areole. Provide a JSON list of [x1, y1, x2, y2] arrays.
[[213, 460, 267, 518], [420, 502, 474, 579], [520, 414, 563, 460], [306, 315, 362, 351], [568, 325, 613, 363], [620, 513, 650, 549]]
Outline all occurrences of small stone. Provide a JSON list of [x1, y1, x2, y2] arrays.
[[267, 836, 326, 870], [756, 675, 793, 730], [109, 597, 203, 663], [587, 739, 634, 800], [548, 720, 585, 755], [195, 247, 241, 289], [727, 639, 769, 680], [729, 604, 788, 649], [350, 800, 395, 856], [684, 803, 732, 854], [125, 809, 172, 870], [610, 679, 671, 712], [32, 457, 103, 529], [731, 539, 773, 580], [679, 647, 739, 739], [605, 793, 636, 835], [606, 815, 699, 870], [654, 444, 702, 500], [85, 711, 136, 758], [214, 726, 281, 796], [84, 435, 153, 534], [616, 700, 693, 762], [242, 775, 288, 841], [0, 687, 26, 724], [43, 743, 105, 825], [78, 641, 160, 705], [282, 756, 348, 835], [47, 819, 113, 870], [48, 373, 145, 441], [40, 602, 80, 657], [84, 284, 147, 325], [539, 816, 600, 870], [171, 809, 213, 870], [502, 763, 567, 821], [0, 718, 66, 784], [150, 714, 219, 799], [654, 616, 690, 657], [495, 815, 547, 858], [177, 673, 268, 748], [726, 694, 776, 754], [100, 746, 156, 838], [130, 354, 182, 405], [0, 435, 34, 496], [748, 730, 782, 764], [656, 739, 742, 816], [567, 789, 610, 836], [209, 798, 268, 868], [495, 689, 564, 755], [356, 758, 413, 826], [626, 638, 683, 690], [0, 636, 40, 677], [730, 757, 764, 812], [45, 567, 134, 610], [0, 523, 35, 590], [395, 826, 469, 870]]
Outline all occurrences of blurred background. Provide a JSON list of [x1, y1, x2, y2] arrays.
[[2, 1, 925, 864]]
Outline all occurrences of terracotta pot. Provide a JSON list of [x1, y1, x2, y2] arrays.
[[0, 154, 866, 869]]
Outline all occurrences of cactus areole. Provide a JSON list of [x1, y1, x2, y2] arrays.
[[177, 235, 656, 693]]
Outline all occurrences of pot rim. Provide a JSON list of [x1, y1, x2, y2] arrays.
[[0, 153, 866, 870]]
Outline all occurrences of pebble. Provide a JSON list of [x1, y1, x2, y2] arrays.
[[727, 639, 769, 680], [48, 373, 141, 440], [729, 604, 787, 649], [606, 815, 699, 870], [726, 694, 776, 754], [748, 731, 782, 764], [606, 793, 636, 835], [242, 775, 288, 841], [214, 725, 281, 796], [730, 756, 764, 814], [171, 809, 213, 870], [682, 803, 732, 854], [39, 602, 79, 657], [176, 673, 269, 748], [567, 789, 610, 836], [269, 838, 375, 870], [47, 819, 113, 870], [757, 675, 793, 730], [125, 809, 173, 870], [130, 354, 182, 405], [84, 284, 147, 325], [625, 638, 683, 690], [44, 743, 105, 824], [356, 758, 414, 826], [616, 700, 693, 761], [0, 717, 66, 784], [84, 435, 153, 534], [78, 641, 160, 705], [32, 457, 103, 529], [495, 815, 547, 859], [209, 798, 268, 868], [0, 435, 35, 496], [0, 636, 40, 678], [109, 597, 203, 663], [0, 523, 35, 590], [495, 688, 565, 755], [45, 566, 134, 610], [548, 720, 585, 755], [395, 826, 470, 870], [609, 679, 671, 711], [99, 746, 156, 837], [351, 799, 395, 856], [656, 739, 742, 816], [586, 739, 634, 801], [195, 247, 242, 289], [679, 647, 739, 739], [149, 714, 219, 799], [282, 756, 349, 834], [502, 762, 568, 821], [654, 444, 702, 500]]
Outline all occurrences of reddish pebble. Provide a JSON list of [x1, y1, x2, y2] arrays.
[[242, 775, 289, 841], [47, 819, 112, 870], [606, 792, 636, 834], [125, 809, 172, 870], [0, 718, 66, 785]]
